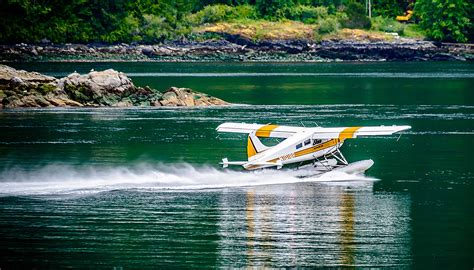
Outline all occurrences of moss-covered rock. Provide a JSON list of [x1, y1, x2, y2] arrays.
[[37, 83, 57, 95]]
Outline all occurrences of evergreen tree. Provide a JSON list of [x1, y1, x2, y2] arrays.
[[255, 0, 295, 19], [415, 0, 471, 42]]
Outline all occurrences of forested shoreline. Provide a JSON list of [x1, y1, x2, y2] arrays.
[[0, 0, 472, 45]]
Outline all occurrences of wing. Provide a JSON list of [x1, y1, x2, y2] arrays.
[[216, 122, 306, 138], [312, 125, 411, 139], [216, 123, 411, 139]]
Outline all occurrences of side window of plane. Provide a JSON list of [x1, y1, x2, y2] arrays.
[[304, 139, 311, 146], [313, 139, 322, 145], [296, 143, 302, 149]]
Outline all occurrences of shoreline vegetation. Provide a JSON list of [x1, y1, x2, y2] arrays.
[[1, 1, 472, 62], [0, 65, 229, 109]]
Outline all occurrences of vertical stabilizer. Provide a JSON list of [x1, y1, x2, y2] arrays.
[[247, 131, 269, 159]]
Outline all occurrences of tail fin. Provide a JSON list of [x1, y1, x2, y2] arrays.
[[247, 131, 270, 159]]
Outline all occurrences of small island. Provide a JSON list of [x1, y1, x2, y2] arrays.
[[0, 65, 229, 108]]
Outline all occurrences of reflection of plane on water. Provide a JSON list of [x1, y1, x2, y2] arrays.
[[215, 185, 412, 266], [217, 122, 410, 174]]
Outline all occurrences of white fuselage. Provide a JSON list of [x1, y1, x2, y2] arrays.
[[245, 131, 343, 170]]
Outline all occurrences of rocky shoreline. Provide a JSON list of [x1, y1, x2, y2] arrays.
[[0, 65, 229, 108], [1, 36, 473, 62]]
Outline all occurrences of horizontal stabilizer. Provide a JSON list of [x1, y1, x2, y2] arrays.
[[220, 158, 283, 169], [220, 158, 246, 168]]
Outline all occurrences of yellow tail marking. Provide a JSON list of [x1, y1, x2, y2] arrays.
[[247, 136, 257, 158], [339, 127, 361, 140], [255, 124, 279, 138]]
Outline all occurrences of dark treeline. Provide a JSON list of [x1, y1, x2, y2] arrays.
[[0, 0, 471, 43]]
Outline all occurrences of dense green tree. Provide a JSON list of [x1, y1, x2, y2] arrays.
[[196, 0, 255, 7], [0, 0, 470, 43], [296, 0, 344, 8], [342, 1, 372, 29], [415, 0, 471, 42], [372, 0, 406, 17], [255, 0, 295, 19], [0, 0, 132, 43]]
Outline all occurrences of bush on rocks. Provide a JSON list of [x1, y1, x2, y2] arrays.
[[371, 16, 406, 35]]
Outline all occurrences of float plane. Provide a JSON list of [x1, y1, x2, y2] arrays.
[[217, 122, 410, 174]]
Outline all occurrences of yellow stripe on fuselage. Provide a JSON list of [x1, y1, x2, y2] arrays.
[[255, 124, 279, 137], [294, 139, 340, 157], [264, 139, 341, 165], [339, 127, 361, 140]]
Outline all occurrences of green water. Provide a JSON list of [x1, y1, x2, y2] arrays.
[[1, 62, 473, 268]]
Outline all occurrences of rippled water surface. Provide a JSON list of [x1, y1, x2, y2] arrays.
[[1, 62, 473, 268]]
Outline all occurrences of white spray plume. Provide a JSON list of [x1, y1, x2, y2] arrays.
[[0, 163, 377, 196]]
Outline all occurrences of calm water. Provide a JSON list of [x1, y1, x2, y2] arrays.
[[1, 62, 473, 268]]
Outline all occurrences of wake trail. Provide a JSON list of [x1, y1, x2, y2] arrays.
[[0, 163, 377, 196]]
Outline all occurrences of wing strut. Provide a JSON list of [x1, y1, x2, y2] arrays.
[[331, 149, 348, 165]]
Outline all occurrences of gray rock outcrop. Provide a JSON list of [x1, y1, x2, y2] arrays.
[[0, 38, 472, 62], [0, 65, 229, 108], [159, 87, 230, 106]]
